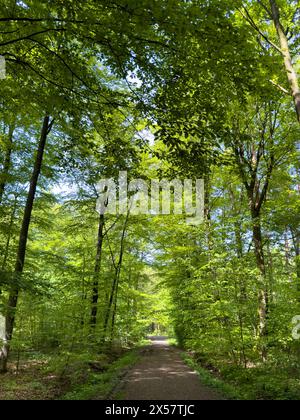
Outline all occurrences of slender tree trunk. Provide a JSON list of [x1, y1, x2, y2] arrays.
[[110, 278, 119, 343], [228, 189, 248, 366], [295, 249, 300, 296], [234, 221, 247, 366], [252, 218, 267, 286], [266, 236, 275, 305], [252, 213, 269, 360], [1, 195, 18, 271], [102, 214, 129, 343], [204, 173, 214, 266], [80, 253, 87, 328], [102, 265, 120, 343], [290, 227, 300, 298], [284, 231, 290, 267], [90, 214, 105, 329], [229, 187, 247, 300], [204, 173, 211, 222], [0, 125, 14, 204], [269, 0, 300, 123], [234, 221, 243, 259], [232, 109, 274, 360], [0, 115, 53, 372], [109, 257, 130, 342]]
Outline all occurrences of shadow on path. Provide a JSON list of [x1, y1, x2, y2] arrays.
[[120, 337, 223, 400]]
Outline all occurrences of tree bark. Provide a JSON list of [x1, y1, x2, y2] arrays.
[[269, 0, 300, 123], [234, 133, 272, 359], [1, 195, 18, 271], [0, 115, 53, 372], [103, 249, 123, 342], [102, 213, 129, 343], [0, 125, 14, 204], [102, 268, 119, 343], [266, 236, 275, 305], [90, 214, 105, 329], [229, 187, 247, 300], [109, 278, 119, 343], [252, 215, 268, 342], [296, 249, 300, 296], [290, 226, 300, 298]]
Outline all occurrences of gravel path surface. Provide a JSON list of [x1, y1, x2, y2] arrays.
[[121, 337, 222, 400]]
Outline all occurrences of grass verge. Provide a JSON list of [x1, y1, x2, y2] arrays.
[[182, 353, 243, 400], [182, 352, 300, 400], [60, 350, 139, 400]]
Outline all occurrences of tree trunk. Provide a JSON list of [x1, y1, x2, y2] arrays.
[[1, 195, 17, 271], [290, 227, 300, 298], [252, 214, 269, 360], [102, 214, 129, 343], [0, 115, 53, 372], [234, 221, 244, 259], [80, 253, 87, 328], [266, 236, 275, 305], [229, 187, 247, 299], [269, 0, 300, 123], [109, 280, 119, 343], [90, 214, 105, 329], [284, 230, 290, 267], [296, 251, 300, 296], [0, 124, 14, 204], [102, 266, 120, 343]]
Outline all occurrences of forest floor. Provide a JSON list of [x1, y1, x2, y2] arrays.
[[0, 348, 139, 400], [115, 337, 223, 400], [2, 339, 298, 399]]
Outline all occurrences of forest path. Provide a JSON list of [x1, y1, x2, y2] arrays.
[[119, 337, 223, 400]]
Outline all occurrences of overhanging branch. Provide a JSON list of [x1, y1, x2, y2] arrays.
[[239, 6, 283, 55]]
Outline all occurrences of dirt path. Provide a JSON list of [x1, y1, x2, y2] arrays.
[[120, 337, 223, 400]]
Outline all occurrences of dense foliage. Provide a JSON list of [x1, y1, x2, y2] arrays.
[[0, 0, 300, 400]]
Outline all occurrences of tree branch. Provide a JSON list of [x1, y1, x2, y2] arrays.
[[257, 0, 273, 18], [0, 28, 66, 47], [239, 7, 283, 54], [269, 79, 289, 95]]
